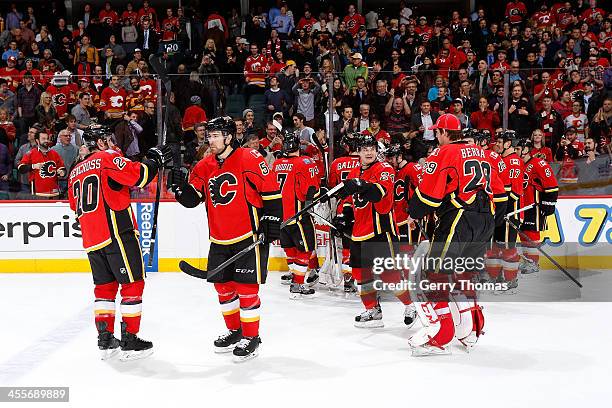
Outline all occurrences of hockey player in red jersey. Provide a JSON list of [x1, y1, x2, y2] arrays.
[[407, 114, 507, 355], [486, 130, 525, 293], [327, 132, 361, 292], [68, 127, 171, 361], [18, 128, 66, 198], [384, 144, 423, 254], [516, 138, 558, 275], [171, 116, 282, 362], [334, 134, 417, 328], [274, 130, 321, 299]]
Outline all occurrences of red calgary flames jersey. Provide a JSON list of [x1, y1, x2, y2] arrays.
[[394, 162, 422, 226], [99, 87, 127, 113], [188, 148, 281, 244], [68, 150, 151, 251], [18, 148, 66, 197], [345, 160, 396, 241], [502, 152, 524, 199], [46, 84, 77, 118], [273, 156, 320, 223], [410, 141, 507, 219], [244, 54, 269, 87], [522, 157, 558, 231], [485, 149, 510, 191], [328, 155, 360, 188]]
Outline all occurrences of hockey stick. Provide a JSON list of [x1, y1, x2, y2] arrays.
[[505, 218, 582, 288], [281, 182, 345, 229], [308, 210, 352, 240], [147, 59, 172, 268], [504, 203, 535, 219], [179, 234, 266, 280]]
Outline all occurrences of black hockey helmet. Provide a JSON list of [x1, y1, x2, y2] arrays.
[[341, 131, 361, 153], [384, 144, 402, 158], [475, 129, 492, 145], [207, 116, 237, 136], [516, 137, 533, 148], [461, 128, 477, 141], [282, 129, 300, 154], [82, 126, 112, 150], [499, 129, 520, 146], [358, 134, 378, 150]]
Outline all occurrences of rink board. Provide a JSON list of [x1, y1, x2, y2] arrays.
[[0, 197, 610, 273]]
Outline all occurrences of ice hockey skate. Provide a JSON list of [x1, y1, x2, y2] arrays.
[[289, 283, 315, 299], [119, 322, 154, 362], [214, 329, 242, 353], [494, 278, 519, 295], [96, 322, 120, 361], [305, 270, 320, 287], [280, 272, 294, 285], [409, 340, 452, 357], [354, 304, 384, 328], [520, 259, 539, 276], [233, 336, 261, 362], [404, 303, 418, 328]]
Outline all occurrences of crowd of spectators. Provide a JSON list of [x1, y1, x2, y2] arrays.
[[0, 0, 611, 199]]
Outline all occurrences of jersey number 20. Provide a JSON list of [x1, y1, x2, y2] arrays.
[[72, 175, 100, 217]]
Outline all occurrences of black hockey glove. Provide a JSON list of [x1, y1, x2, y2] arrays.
[[258, 214, 281, 243], [145, 145, 173, 169], [539, 200, 557, 217], [332, 207, 354, 235], [317, 185, 330, 203], [168, 166, 188, 194], [338, 178, 364, 199]]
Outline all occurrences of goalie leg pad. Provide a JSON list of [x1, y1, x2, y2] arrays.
[[410, 301, 455, 350], [236, 283, 261, 338], [94, 281, 119, 333], [119, 280, 144, 335], [214, 281, 240, 331]]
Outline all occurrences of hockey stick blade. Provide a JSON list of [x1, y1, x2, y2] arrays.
[[180, 234, 265, 280], [179, 260, 208, 279]]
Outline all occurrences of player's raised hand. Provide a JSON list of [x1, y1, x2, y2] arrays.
[[145, 145, 173, 168]]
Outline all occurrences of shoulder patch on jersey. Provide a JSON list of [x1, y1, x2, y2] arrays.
[[248, 148, 262, 159], [302, 158, 312, 164], [538, 159, 548, 167], [430, 148, 441, 156]]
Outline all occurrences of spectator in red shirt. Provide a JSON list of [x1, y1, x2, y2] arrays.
[[530, 129, 554, 162], [182, 96, 208, 144], [342, 4, 365, 36]]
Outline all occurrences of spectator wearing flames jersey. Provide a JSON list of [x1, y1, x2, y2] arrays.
[[99, 2, 120, 26], [342, 4, 365, 36], [161, 8, 179, 42], [18, 128, 66, 198], [100, 76, 128, 120], [505, 0, 527, 26], [243, 43, 270, 106]]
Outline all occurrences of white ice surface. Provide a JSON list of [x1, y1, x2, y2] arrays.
[[0, 272, 610, 408]]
